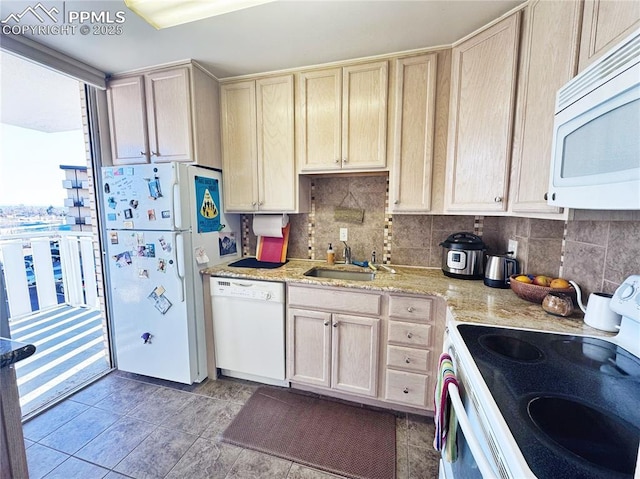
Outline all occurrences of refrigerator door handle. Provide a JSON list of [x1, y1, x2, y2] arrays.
[[173, 182, 182, 230], [175, 233, 185, 302]]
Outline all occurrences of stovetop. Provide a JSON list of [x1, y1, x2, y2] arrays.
[[458, 324, 640, 479]]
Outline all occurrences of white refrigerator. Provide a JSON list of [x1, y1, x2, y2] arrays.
[[101, 162, 240, 384]]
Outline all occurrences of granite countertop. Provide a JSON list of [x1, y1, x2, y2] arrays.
[[0, 338, 36, 368], [202, 259, 612, 338]]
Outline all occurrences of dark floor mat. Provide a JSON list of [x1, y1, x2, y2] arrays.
[[221, 387, 396, 479]]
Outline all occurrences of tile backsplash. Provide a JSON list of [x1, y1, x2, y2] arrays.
[[243, 175, 639, 297]]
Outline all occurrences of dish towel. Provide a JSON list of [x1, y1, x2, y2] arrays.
[[433, 352, 459, 462]]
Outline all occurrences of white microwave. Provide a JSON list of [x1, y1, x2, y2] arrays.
[[548, 30, 640, 210]]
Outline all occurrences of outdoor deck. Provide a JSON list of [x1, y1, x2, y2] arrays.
[[9, 304, 110, 417]]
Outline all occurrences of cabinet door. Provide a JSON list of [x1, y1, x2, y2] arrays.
[[342, 61, 388, 170], [331, 314, 379, 397], [297, 68, 342, 171], [107, 76, 149, 165], [445, 13, 520, 212], [287, 309, 332, 388], [145, 67, 193, 163], [389, 54, 438, 212], [510, 0, 581, 214], [220, 81, 259, 211], [256, 75, 296, 211], [579, 0, 640, 72]]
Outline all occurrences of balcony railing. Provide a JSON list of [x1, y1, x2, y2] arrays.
[[0, 231, 98, 319]]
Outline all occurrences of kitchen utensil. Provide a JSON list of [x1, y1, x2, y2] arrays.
[[569, 281, 622, 332], [439, 232, 486, 280], [542, 292, 574, 317], [484, 254, 519, 288], [510, 275, 575, 304]]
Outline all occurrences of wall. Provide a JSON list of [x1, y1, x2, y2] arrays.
[[243, 175, 639, 297]]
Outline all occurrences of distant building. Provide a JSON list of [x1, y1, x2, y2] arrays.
[[60, 165, 91, 231]]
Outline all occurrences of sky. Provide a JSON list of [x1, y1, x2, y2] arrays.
[[0, 50, 87, 208], [0, 124, 87, 207]]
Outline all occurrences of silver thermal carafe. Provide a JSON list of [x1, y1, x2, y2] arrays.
[[439, 232, 486, 280], [484, 254, 519, 288]]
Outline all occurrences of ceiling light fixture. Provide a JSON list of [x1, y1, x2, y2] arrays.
[[124, 0, 276, 29]]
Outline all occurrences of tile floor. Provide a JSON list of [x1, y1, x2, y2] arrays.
[[23, 372, 441, 479]]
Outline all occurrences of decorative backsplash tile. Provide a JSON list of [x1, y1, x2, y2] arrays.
[[240, 175, 639, 296]]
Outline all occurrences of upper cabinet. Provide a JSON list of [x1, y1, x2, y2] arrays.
[[107, 63, 220, 167], [220, 75, 309, 213], [296, 61, 388, 173], [444, 13, 521, 213], [509, 0, 582, 215], [388, 54, 438, 213], [578, 0, 640, 72]]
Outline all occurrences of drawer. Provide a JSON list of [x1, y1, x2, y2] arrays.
[[388, 295, 432, 321], [288, 285, 382, 316], [385, 370, 429, 407], [386, 345, 429, 372], [387, 321, 432, 348]]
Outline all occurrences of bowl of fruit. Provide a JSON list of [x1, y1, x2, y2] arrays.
[[509, 274, 575, 304]]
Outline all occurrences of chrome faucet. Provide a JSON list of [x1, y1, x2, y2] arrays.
[[343, 242, 352, 264], [370, 249, 396, 273]]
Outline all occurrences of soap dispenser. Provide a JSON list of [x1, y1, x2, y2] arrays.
[[327, 243, 335, 265]]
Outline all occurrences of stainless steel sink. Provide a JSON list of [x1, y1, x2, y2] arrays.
[[303, 267, 375, 281]]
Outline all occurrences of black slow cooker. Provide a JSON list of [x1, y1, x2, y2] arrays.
[[439, 232, 486, 279]]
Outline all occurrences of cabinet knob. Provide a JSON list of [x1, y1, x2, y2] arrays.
[[407, 306, 415, 313], [394, 200, 399, 205], [150, 151, 159, 157], [407, 332, 413, 339], [342, 158, 348, 163], [494, 196, 503, 203], [334, 159, 340, 163], [140, 151, 147, 156], [403, 387, 409, 394], [323, 320, 329, 326], [258, 201, 264, 206], [332, 322, 338, 328], [405, 358, 411, 364], [544, 192, 548, 201], [251, 201, 257, 207]]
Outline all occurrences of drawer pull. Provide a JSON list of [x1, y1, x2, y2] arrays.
[[407, 306, 415, 313], [403, 387, 409, 394], [407, 332, 413, 339], [323, 320, 329, 326], [332, 322, 338, 328], [405, 358, 411, 364]]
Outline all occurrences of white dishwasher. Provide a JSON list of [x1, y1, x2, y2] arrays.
[[210, 278, 288, 387]]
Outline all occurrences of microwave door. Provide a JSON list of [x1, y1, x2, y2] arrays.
[[548, 68, 640, 210]]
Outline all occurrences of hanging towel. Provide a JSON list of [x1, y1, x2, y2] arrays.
[[433, 352, 459, 462]]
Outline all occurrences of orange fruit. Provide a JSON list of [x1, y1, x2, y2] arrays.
[[550, 278, 570, 289], [515, 275, 533, 284]]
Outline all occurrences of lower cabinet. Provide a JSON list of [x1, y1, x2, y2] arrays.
[[287, 309, 380, 398], [286, 284, 443, 412]]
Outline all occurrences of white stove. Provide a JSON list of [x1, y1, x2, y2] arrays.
[[440, 275, 640, 479]]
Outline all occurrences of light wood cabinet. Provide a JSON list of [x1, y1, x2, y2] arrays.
[[287, 285, 444, 412], [384, 293, 439, 409], [331, 313, 380, 397], [444, 13, 521, 212], [297, 61, 388, 172], [221, 75, 309, 213], [287, 285, 381, 398], [287, 308, 379, 397], [578, 0, 640, 72], [287, 309, 332, 388], [509, 0, 581, 215], [107, 63, 220, 167], [388, 54, 438, 213]]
